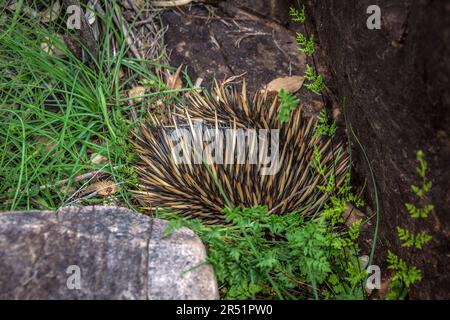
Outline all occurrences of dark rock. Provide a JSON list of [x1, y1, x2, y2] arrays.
[[302, 0, 450, 299], [0, 206, 218, 300]]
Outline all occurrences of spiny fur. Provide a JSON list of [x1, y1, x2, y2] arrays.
[[134, 82, 349, 224]]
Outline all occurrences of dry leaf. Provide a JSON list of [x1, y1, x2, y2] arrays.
[[40, 1, 61, 23], [333, 107, 341, 120], [40, 35, 65, 56], [90, 153, 108, 165], [222, 72, 247, 86], [264, 75, 305, 93], [129, 86, 147, 104], [60, 185, 76, 195], [342, 203, 365, 227], [85, 1, 96, 25], [88, 180, 118, 196], [194, 77, 204, 88], [167, 65, 183, 90]]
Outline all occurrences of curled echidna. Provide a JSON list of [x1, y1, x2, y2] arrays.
[[134, 82, 349, 224]]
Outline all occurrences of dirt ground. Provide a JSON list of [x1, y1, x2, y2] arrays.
[[161, 1, 325, 118]]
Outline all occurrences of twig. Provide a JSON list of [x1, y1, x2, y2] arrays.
[[235, 32, 270, 48], [39, 166, 114, 191], [150, 0, 195, 7], [62, 164, 113, 204]]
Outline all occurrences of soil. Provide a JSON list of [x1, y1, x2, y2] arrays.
[[162, 2, 310, 96]]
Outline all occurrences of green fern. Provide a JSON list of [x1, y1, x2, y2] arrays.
[[322, 196, 347, 226], [416, 150, 428, 178], [414, 233, 433, 249], [387, 250, 422, 288], [411, 180, 432, 198], [289, 5, 306, 23], [277, 89, 300, 122], [387, 150, 434, 299], [316, 107, 337, 137], [397, 227, 432, 249], [396, 227, 415, 247], [304, 64, 325, 94], [296, 32, 315, 56], [410, 150, 432, 199], [313, 145, 326, 177], [318, 173, 335, 194], [163, 203, 365, 300], [405, 203, 434, 219]]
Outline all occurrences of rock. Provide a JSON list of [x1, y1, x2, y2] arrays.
[[302, 0, 450, 299], [0, 206, 219, 300]]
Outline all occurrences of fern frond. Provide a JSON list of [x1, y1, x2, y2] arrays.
[[289, 5, 306, 23]]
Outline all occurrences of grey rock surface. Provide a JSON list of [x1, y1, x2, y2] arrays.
[[0, 206, 219, 300]]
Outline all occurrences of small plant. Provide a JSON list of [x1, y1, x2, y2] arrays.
[[289, 5, 323, 94], [289, 5, 306, 23], [164, 203, 366, 300], [313, 145, 327, 177], [316, 107, 337, 136], [304, 64, 325, 94], [386, 150, 434, 299], [277, 88, 300, 122], [296, 33, 315, 56], [386, 251, 422, 299], [396, 227, 432, 250], [405, 203, 434, 219], [405, 151, 434, 219], [405, 151, 434, 217]]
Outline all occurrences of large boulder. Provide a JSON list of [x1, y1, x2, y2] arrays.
[[0, 206, 219, 300], [302, 0, 450, 299]]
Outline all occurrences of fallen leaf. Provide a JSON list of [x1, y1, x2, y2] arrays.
[[85, 1, 96, 25], [40, 1, 61, 23], [40, 35, 66, 56], [167, 65, 183, 90], [90, 153, 108, 165], [87, 180, 118, 196], [333, 106, 341, 120], [194, 77, 204, 88], [129, 86, 147, 104], [342, 203, 365, 227], [264, 75, 305, 94]]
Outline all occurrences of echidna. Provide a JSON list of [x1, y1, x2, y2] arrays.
[[134, 82, 348, 224]]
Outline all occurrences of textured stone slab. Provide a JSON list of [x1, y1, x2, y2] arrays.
[[0, 206, 218, 300]]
